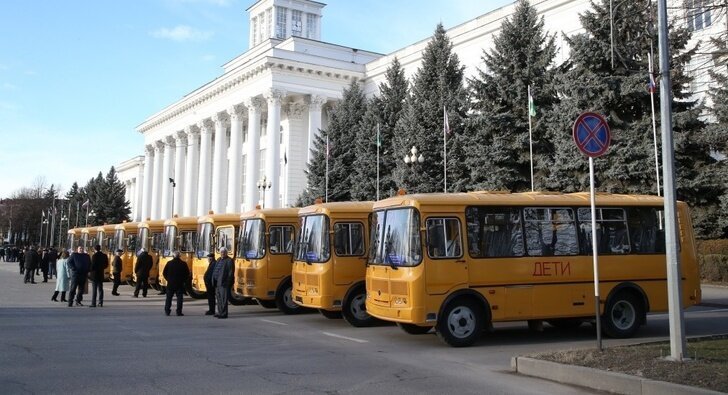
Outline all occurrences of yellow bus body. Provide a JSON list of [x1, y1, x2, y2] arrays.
[[234, 208, 299, 313], [365, 192, 701, 346], [158, 216, 198, 288], [133, 220, 165, 286], [292, 201, 375, 326], [190, 213, 240, 294], [112, 222, 140, 283]]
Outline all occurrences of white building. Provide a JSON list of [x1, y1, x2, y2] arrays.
[[119, 0, 724, 221]]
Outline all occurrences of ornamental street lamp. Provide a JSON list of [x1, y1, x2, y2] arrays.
[[86, 209, 96, 227], [403, 145, 425, 165], [60, 214, 68, 249], [257, 176, 272, 208]]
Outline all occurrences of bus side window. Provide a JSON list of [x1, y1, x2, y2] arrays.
[[334, 223, 364, 256], [426, 218, 462, 259], [270, 225, 295, 254], [578, 208, 630, 255], [627, 207, 666, 254], [466, 207, 524, 258], [524, 208, 578, 256]]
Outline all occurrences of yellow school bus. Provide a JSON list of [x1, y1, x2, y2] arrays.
[[234, 208, 300, 313], [292, 201, 375, 326], [190, 213, 247, 304], [365, 191, 701, 347], [66, 228, 83, 252], [112, 221, 139, 283], [158, 215, 200, 296], [132, 220, 165, 288]]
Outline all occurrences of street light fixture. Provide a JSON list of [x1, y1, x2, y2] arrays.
[[257, 176, 272, 208], [403, 145, 425, 164], [60, 214, 68, 249], [86, 209, 96, 227]]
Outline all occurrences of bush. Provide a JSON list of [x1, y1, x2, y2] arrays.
[[696, 239, 728, 255], [699, 254, 728, 283]]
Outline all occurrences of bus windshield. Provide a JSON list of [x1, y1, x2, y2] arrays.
[[138, 227, 149, 251], [163, 225, 177, 257], [369, 208, 422, 267], [295, 214, 330, 263], [238, 219, 265, 259], [196, 223, 214, 259], [67, 234, 75, 251], [114, 230, 126, 251]]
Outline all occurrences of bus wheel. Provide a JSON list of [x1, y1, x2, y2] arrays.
[[436, 298, 483, 347], [257, 299, 277, 309], [275, 278, 302, 315], [547, 318, 583, 330], [397, 323, 432, 335], [185, 283, 206, 299], [342, 284, 376, 327], [603, 292, 643, 338], [319, 309, 342, 319], [228, 288, 249, 306]]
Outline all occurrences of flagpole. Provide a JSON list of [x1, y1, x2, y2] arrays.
[[50, 195, 56, 248], [75, 201, 80, 228], [443, 106, 447, 193], [376, 124, 380, 201], [325, 135, 329, 203], [85, 203, 89, 227], [528, 85, 535, 192], [648, 50, 662, 198], [39, 211, 44, 246]]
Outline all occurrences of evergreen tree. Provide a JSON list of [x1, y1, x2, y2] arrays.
[[392, 24, 469, 193], [298, 81, 367, 204], [352, 58, 408, 201], [96, 167, 131, 225], [544, 0, 723, 238], [65, 182, 84, 229], [466, 0, 557, 192]]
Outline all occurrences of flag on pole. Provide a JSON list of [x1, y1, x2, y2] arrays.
[[647, 53, 657, 93], [376, 126, 381, 147], [284, 151, 287, 165], [443, 107, 451, 136], [81, 199, 90, 208], [41, 210, 45, 218], [528, 87, 537, 117]]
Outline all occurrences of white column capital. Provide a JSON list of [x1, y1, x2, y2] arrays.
[[286, 102, 306, 120], [198, 119, 213, 135], [145, 144, 155, 155], [211, 112, 228, 127], [245, 96, 265, 112], [164, 135, 176, 146], [307, 94, 326, 110], [174, 130, 187, 146], [227, 104, 246, 122], [185, 125, 199, 139], [264, 89, 286, 105], [154, 140, 165, 152]]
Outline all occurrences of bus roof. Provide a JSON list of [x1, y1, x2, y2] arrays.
[[374, 191, 672, 210], [299, 201, 374, 216], [138, 219, 166, 230], [241, 208, 300, 221], [197, 213, 241, 226], [114, 222, 140, 231], [164, 216, 199, 227]]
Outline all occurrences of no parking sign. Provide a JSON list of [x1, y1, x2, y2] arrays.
[[573, 112, 611, 157]]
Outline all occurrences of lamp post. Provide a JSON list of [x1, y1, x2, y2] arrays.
[[169, 177, 176, 216], [403, 145, 425, 193], [257, 176, 272, 208], [86, 209, 96, 227], [41, 218, 48, 247], [60, 214, 68, 250]]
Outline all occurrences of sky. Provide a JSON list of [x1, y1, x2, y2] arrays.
[[0, 0, 512, 199]]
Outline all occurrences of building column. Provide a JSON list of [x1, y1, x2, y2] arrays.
[[211, 112, 228, 214], [183, 126, 199, 217], [226, 105, 245, 213], [160, 136, 175, 219], [265, 89, 285, 208], [135, 161, 144, 222], [150, 141, 164, 220], [197, 119, 213, 216], [173, 131, 186, 217], [140, 145, 154, 221], [244, 97, 263, 211], [307, 95, 325, 163]]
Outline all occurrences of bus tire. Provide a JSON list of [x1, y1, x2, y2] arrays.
[[228, 288, 250, 306], [546, 318, 583, 330], [319, 309, 342, 319], [342, 283, 376, 327], [436, 298, 484, 347], [397, 323, 432, 335], [257, 299, 277, 309], [185, 283, 206, 299], [275, 278, 302, 315], [602, 291, 643, 338]]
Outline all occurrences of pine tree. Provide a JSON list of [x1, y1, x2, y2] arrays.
[[96, 167, 131, 225], [708, 60, 728, 236], [298, 81, 367, 204], [352, 58, 408, 201], [544, 0, 723, 238], [393, 24, 469, 193], [466, 0, 557, 192]]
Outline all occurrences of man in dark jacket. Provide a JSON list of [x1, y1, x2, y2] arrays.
[[212, 248, 234, 319], [40, 248, 50, 282], [111, 249, 123, 296], [134, 249, 153, 298], [162, 251, 190, 316], [203, 253, 216, 316], [67, 246, 91, 306], [46, 247, 58, 279], [89, 245, 109, 307], [23, 246, 39, 284]]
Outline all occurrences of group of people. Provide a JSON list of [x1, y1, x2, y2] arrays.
[[1, 246, 23, 262], [12, 244, 236, 318]]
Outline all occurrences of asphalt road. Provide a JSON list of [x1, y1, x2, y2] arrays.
[[1, 262, 727, 395]]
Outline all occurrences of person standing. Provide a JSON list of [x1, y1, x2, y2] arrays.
[[66, 246, 91, 307], [47, 247, 58, 279], [162, 251, 190, 316], [40, 248, 50, 282], [89, 245, 109, 307], [134, 249, 153, 298], [203, 252, 216, 316], [52, 250, 70, 302], [111, 249, 123, 296], [17, 247, 25, 275], [23, 246, 39, 284], [212, 248, 234, 319]]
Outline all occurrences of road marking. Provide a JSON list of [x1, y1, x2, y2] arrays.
[[321, 332, 368, 343], [260, 319, 288, 326], [652, 308, 728, 317]]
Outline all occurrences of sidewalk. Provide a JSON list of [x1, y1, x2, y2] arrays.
[[700, 283, 728, 307]]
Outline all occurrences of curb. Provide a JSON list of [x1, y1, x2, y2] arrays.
[[511, 356, 723, 395]]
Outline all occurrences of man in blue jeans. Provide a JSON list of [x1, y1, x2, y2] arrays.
[[66, 246, 91, 307]]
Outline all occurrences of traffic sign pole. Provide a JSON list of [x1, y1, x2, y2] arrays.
[[589, 157, 602, 351]]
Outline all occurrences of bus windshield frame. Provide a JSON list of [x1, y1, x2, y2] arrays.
[[295, 214, 330, 263], [114, 229, 126, 252], [163, 225, 177, 257], [369, 207, 422, 267], [138, 227, 150, 251], [237, 219, 265, 259], [196, 223, 214, 259]]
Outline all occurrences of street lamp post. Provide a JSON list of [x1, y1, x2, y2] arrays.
[[86, 209, 96, 227], [403, 146, 425, 192], [169, 178, 176, 216], [40, 218, 48, 247], [60, 214, 68, 250], [256, 176, 272, 208]]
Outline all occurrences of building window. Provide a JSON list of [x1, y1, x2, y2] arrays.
[[276, 6, 287, 39], [258, 12, 265, 43], [685, 0, 712, 31], [291, 10, 302, 36], [252, 17, 258, 46], [266, 7, 272, 39], [306, 14, 317, 38]]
